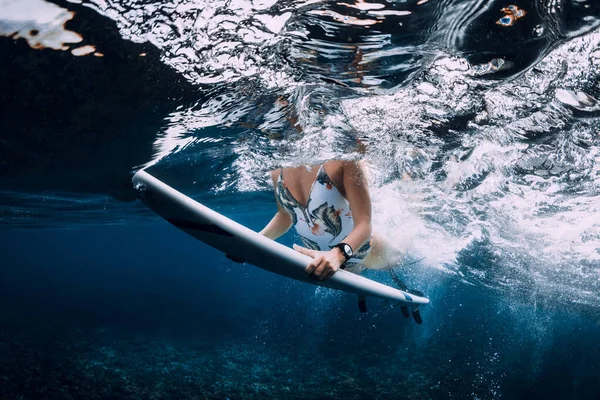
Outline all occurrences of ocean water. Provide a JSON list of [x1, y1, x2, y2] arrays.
[[1, 0, 600, 399]]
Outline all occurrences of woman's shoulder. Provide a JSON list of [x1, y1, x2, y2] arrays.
[[268, 169, 282, 185], [324, 159, 363, 173], [323, 160, 358, 188], [269, 168, 281, 175], [325, 160, 368, 189]]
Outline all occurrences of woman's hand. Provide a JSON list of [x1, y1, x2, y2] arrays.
[[293, 244, 346, 280]]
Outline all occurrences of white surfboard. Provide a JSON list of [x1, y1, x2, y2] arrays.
[[132, 170, 429, 305]]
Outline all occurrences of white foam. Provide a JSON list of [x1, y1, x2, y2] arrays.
[[0, 0, 82, 50]]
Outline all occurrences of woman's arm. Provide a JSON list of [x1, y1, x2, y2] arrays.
[[259, 170, 293, 240], [337, 160, 372, 252], [259, 210, 292, 239]]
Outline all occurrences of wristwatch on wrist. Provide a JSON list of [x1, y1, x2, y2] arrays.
[[335, 242, 353, 266]]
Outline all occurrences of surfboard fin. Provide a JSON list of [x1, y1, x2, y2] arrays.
[[358, 295, 367, 313], [408, 289, 424, 324], [390, 270, 425, 323], [412, 306, 423, 324]]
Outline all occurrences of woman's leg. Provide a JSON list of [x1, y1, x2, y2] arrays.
[[361, 231, 405, 270]]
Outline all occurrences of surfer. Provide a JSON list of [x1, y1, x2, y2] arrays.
[[260, 160, 423, 323]]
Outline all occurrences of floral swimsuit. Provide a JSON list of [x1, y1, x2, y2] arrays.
[[275, 165, 372, 265]]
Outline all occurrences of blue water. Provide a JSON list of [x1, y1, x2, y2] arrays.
[[2, 0, 600, 398], [2, 217, 600, 399]]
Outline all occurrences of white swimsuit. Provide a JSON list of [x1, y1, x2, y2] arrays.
[[275, 165, 372, 265]]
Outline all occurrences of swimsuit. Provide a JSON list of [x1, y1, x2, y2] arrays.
[[275, 165, 372, 265]]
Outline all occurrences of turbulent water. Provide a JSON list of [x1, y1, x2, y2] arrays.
[[2, 0, 598, 309], [2, 0, 600, 398]]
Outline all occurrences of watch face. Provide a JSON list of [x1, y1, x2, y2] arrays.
[[344, 243, 353, 258]]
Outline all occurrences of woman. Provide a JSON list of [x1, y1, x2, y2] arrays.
[[259, 160, 422, 322], [260, 160, 387, 276]]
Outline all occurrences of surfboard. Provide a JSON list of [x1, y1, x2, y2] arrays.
[[132, 170, 429, 306]]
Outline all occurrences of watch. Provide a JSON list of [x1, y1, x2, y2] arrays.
[[335, 242, 353, 263]]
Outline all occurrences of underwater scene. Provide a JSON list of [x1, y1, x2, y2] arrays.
[[1, 0, 600, 398]]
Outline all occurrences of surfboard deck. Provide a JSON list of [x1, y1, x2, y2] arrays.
[[132, 170, 429, 305]]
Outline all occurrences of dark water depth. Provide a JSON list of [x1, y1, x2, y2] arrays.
[[1, 222, 600, 400], [2, 0, 600, 398]]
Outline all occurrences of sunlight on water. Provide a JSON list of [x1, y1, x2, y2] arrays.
[[0, 0, 106, 55], [1, 0, 599, 310]]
